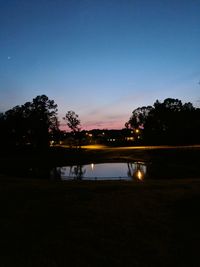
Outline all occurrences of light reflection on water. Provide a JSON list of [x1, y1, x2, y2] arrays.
[[51, 162, 147, 181]]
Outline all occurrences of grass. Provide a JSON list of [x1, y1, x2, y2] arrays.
[[0, 146, 200, 266], [1, 177, 200, 266]]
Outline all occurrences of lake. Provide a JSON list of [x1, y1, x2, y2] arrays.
[[50, 162, 147, 181]]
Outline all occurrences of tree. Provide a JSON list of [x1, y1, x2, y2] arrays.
[[0, 112, 7, 149], [64, 111, 81, 133], [126, 98, 200, 145], [125, 106, 153, 142], [64, 111, 81, 148], [4, 105, 28, 147], [29, 95, 58, 147], [1, 95, 58, 149], [148, 98, 192, 144], [126, 106, 153, 129]]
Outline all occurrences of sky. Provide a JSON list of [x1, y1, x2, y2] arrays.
[[0, 0, 200, 130]]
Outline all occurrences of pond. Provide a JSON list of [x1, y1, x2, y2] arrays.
[[50, 162, 147, 181]]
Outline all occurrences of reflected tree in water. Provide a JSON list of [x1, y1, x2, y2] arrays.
[[127, 162, 146, 181], [69, 165, 86, 180], [127, 163, 134, 178]]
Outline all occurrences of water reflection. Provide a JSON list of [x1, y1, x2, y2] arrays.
[[51, 162, 147, 181], [127, 162, 146, 181], [69, 165, 86, 180]]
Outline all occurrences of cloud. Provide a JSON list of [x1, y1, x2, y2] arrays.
[[79, 90, 157, 129], [58, 88, 167, 130], [82, 119, 124, 130]]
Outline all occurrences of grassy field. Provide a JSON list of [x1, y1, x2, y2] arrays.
[[0, 146, 200, 266]]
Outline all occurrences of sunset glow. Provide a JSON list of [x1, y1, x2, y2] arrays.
[[1, 0, 200, 129]]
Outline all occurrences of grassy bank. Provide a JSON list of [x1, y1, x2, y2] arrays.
[[1, 145, 200, 179], [1, 176, 200, 266], [0, 146, 200, 266]]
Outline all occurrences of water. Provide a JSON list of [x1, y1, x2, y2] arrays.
[[5, 158, 200, 180], [50, 162, 147, 181]]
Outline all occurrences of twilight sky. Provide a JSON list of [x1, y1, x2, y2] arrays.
[[0, 0, 200, 130]]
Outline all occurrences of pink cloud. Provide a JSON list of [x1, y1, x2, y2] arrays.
[[82, 119, 125, 130]]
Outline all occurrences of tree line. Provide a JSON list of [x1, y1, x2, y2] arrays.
[[125, 98, 200, 144], [0, 95, 200, 150], [0, 95, 82, 150], [0, 95, 58, 149]]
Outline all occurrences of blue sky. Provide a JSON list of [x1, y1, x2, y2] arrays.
[[1, 0, 200, 129]]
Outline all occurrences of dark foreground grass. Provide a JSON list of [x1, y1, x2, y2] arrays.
[[1, 175, 200, 267]]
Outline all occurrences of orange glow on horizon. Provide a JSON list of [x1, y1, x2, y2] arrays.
[[59, 121, 125, 131]]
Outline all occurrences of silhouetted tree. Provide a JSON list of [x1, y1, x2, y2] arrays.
[[125, 106, 153, 141], [64, 111, 81, 147], [147, 98, 199, 144], [4, 105, 28, 147], [126, 98, 200, 145], [126, 106, 153, 129], [64, 111, 81, 132], [0, 113, 7, 149], [1, 95, 58, 149], [49, 116, 62, 144], [28, 95, 58, 148]]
